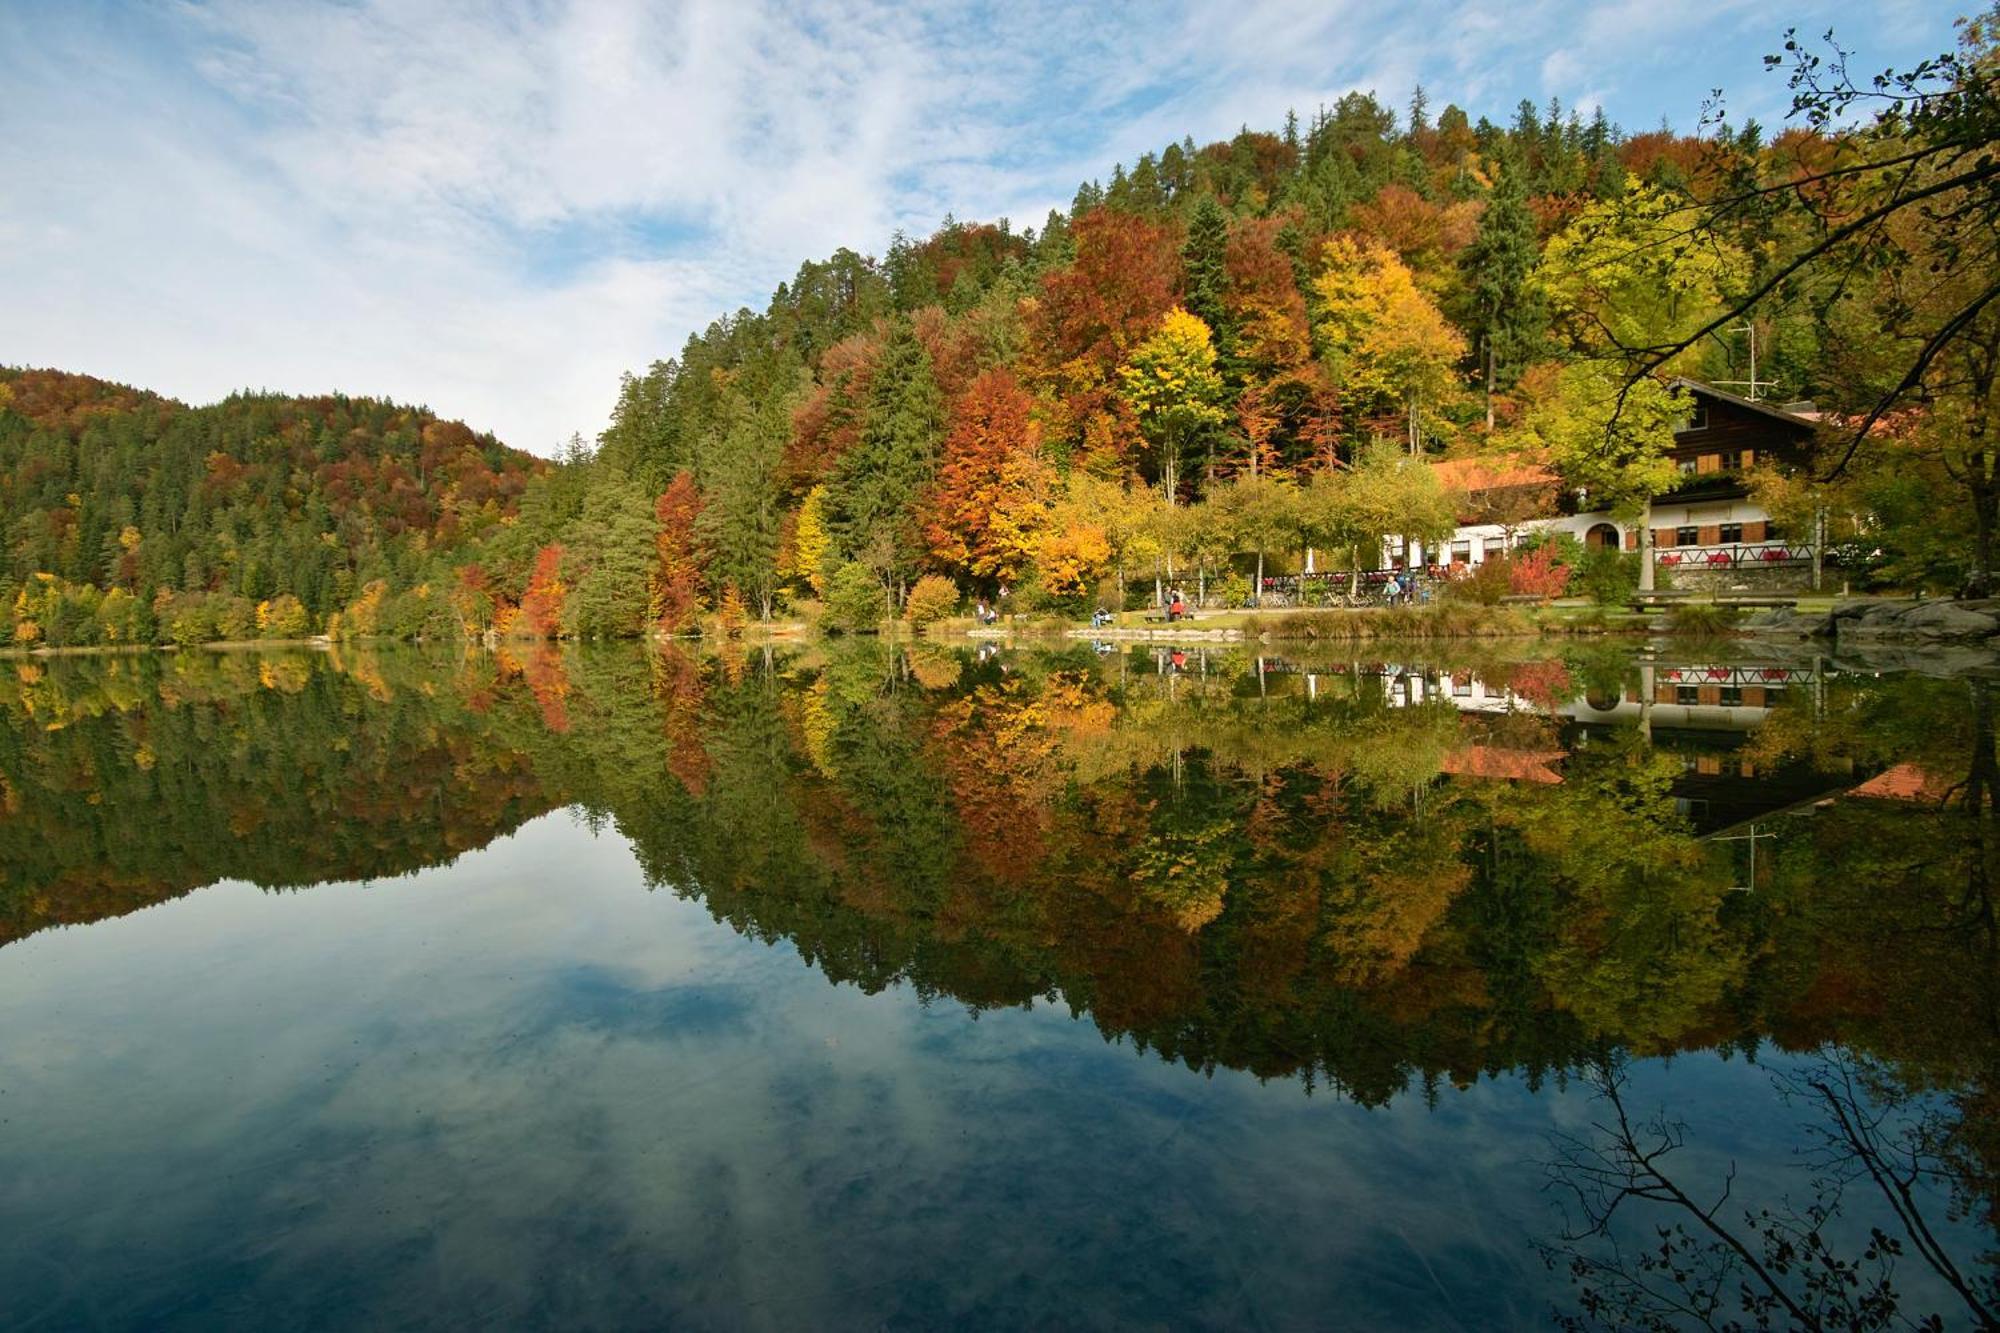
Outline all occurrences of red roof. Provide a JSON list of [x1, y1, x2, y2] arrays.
[[1442, 746, 1565, 784], [1847, 763, 1951, 803], [1430, 454, 1559, 494]]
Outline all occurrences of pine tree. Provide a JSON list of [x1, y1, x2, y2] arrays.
[[1459, 148, 1546, 426], [823, 321, 944, 604], [1181, 194, 1233, 366], [696, 393, 789, 621]]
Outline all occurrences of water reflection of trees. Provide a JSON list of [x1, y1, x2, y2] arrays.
[[10, 640, 2000, 1323], [1, 643, 1991, 1101], [0, 649, 560, 943]]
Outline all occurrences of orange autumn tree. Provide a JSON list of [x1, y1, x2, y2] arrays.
[[921, 368, 1048, 586], [650, 471, 708, 633], [518, 543, 567, 638], [1027, 208, 1181, 472]]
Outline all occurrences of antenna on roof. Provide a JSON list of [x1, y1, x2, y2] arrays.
[[1712, 323, 1778, 402]]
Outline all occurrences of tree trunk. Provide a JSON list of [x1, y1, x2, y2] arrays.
[[1255, 546, 1264, 606], [1970, 467, 1997, 599], [1484, 336, 1495, 432], [1637, 500, 1656, 594], [1811, 506, 1826, 593]]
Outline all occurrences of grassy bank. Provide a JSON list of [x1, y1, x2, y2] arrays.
[[1229, 602, 1663, 641], [1237, 604, 1534, 640]]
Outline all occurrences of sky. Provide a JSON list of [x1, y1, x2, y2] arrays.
[[0, 0, 1965, 457]]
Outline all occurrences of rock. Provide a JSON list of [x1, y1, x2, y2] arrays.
[[1830, 642, 2000, 677], [1902, 600, 2000, 638], [1740, 607, 1832, 639], [1836, 599, 2000, 641]]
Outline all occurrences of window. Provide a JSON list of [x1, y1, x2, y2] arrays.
[[1720, 686, 1743, 706], [1722, 450, 1744, 471], [1678, 457, 1698, 476], [1764, 520, 1783, 540], [1450, 540, 1471, 562], [1720, 522, 1743, 544], [1678, 403, 1709, 433], [1676, 685, 1699, 705], [1677, 526, 1699, 547]]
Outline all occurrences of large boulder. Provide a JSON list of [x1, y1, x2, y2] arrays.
[[1740, 606, 1833, 639], [1838, 599, 2000, 641]]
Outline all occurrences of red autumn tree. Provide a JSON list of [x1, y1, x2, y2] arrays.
[[650, 471, 708, 633], [519, 543, 567, 638], [1031, 209, 1180, 375], [780, 331, 880, 490], [921, 368, 1042, 583], [1509, 542, 1572, 599], [1349, 183, 1480, 271], [1027, 208, 1180, 472]]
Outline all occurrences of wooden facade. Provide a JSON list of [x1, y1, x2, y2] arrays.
[[1651, 381, 1815, 549]]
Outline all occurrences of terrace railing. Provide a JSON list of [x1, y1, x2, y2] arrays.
[[1654, 541, 1813, 570]]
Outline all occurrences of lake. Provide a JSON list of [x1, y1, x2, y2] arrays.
[[2, 639, 1996, 1330]]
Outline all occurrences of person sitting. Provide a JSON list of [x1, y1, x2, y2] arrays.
[[1168, 590, 1186, 622], [1090, 606, 1113, 630]]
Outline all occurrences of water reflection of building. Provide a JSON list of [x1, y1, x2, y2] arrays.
[[1254, 655, 1864, 837]]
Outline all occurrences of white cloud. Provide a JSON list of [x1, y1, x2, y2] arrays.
[[0, 0, 1961, 455]]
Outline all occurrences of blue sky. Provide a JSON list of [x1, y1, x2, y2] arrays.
[[0, 0, 1964, 455]]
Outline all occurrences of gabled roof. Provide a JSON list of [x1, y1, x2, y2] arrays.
[[1846, 762, 1951, 803], [1670, 377, 1818, 433], [1441, 745, 1565, 785]]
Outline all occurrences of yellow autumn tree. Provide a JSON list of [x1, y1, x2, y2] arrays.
[[1312, 236, 1468, 451], [788, 485, 833, 595], [1118, 307, 1229, 504]]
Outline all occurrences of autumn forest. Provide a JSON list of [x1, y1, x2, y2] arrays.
[[4, 12, 1997, 646]]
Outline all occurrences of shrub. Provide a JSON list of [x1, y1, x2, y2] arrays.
[[1574, 547, 1638, 606], [165, 598, 217, 647], [1666, 601, 1742, 636], [1445, 557, 1512, 605], [97, 587, 156, 644], [257, 593, 310, 639], [214, 596, 259, 641], [1509, 544, 1572, 599], [715, 583, 749, 638], [904, 574, 960, 629], [822, 562, 884, 633]]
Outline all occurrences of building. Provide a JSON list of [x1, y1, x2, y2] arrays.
[[1398, 380, 1820, 584]]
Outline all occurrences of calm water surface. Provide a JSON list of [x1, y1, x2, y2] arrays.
[[2, 640, 1996, 1330]]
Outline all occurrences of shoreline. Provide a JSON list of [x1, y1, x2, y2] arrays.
[[4, 595, 1991, 658]]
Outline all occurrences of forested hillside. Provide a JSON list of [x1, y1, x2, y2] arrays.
[[0, 368, 543, 644], [6, 8, 1993, 645]]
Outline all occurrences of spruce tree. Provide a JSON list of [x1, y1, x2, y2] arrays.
[[823, 321, 943, 605], [1459, 149, 1545, 425], [1181, 194, 1233, 364]]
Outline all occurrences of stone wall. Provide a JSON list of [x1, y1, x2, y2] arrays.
[[1661, 562, 1818, 594]]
